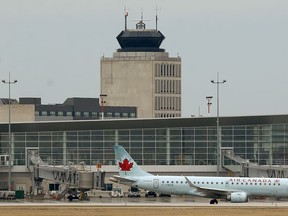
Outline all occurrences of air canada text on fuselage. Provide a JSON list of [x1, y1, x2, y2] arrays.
[[228, 178, 280, 183]]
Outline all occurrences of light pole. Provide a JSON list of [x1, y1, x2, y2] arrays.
[[100, 94, 107, 120], [211, 72, 226, 176], [2, 72, 17, 191], [206, 96, 213, 114]]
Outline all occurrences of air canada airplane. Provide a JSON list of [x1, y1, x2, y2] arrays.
[[110, 145, 288, 203]]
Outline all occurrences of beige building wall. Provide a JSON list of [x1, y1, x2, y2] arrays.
[[0, 104, 35, 122], [101, 52, 181, 118]]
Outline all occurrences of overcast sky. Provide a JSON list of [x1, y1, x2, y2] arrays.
[[0, 0, 287, 118]]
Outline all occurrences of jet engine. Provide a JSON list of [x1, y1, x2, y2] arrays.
[[227, 192, 248, 203]]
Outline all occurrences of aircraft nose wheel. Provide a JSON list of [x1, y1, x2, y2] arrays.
[[210, 199, 218, 204]]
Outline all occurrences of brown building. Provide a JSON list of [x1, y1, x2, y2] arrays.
[[101, 15, 181, 118]]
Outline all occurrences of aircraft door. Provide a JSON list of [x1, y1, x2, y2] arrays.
[[153, 179, 159, 189], [225, 181, 229, 187]]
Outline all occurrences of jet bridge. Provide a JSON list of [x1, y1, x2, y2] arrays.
[[27, 150, 106, 197], [244, 164, 288, 178], [221, 148, 288, 178], [221, 149, 255, 177]]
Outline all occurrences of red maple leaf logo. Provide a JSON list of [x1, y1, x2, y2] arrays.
[[119, 158, 133, 171]]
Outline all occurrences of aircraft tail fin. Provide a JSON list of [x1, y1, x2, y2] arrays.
[[114, 145, 153, 177]]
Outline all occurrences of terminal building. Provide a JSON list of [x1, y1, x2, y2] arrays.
[[0, 97, 137, 122], [19, 97, 137, 121], [1, 114, 288, 192]]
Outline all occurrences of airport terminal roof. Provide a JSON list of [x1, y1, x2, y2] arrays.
[[1, 114, 288, 133]]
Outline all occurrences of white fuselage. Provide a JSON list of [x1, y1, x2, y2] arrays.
[[128, 176, 288, 198]]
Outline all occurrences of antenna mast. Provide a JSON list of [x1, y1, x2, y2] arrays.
[[156, 6, 158, 30], [124, 7, 128, 30]]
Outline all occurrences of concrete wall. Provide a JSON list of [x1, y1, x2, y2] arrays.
[[101, 52, 181, 118], [0, 104, 35, 122], [35, 116, 73, 121], [101, 60, 154, 118]]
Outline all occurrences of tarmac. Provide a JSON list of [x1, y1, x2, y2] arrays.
[[1, 196, 288, 207]]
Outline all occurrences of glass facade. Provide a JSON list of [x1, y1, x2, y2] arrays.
[[1, 122, 288, 167]]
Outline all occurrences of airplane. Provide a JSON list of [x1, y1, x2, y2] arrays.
[[110, 145, 288, 203]]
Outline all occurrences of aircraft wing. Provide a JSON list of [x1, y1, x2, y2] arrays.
[[109, 175, 137, 184], [185, 177, 242, 197]]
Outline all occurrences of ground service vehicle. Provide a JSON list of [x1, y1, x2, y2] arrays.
[[110, 186, 124, 197], [145, 191, 157, 197], [128, 187, 140, 197]]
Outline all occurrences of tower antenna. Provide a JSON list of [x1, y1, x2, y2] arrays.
[[156, 6, 159, 30], [132, 8, 150, 30], [124, 6, 128, 30]]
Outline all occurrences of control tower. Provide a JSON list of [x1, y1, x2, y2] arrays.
[[101, 12, 181, 118]]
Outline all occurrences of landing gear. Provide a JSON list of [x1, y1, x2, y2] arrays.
[[210, 199, 218, 204]]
